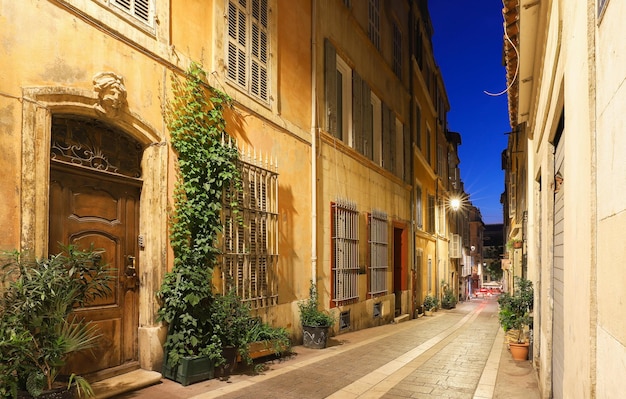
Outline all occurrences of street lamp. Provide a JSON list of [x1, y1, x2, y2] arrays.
[[450, 197, 461, 211]]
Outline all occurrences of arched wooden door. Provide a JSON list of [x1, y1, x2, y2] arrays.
[[48, 116, 142, 379]]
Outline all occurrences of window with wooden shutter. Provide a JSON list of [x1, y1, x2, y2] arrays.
[[111, 0, 152, 25], [227, 0, 270, 103]]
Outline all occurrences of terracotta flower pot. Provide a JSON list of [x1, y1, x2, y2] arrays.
[[509, 341, 530, 361]]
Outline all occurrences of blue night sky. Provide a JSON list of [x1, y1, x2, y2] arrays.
[[428, 1, 510, 225]]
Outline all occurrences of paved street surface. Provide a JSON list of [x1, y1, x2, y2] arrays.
[[112, 298, 540, 399]]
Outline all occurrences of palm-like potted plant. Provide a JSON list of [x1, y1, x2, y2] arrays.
[[0, 244, 112, 399], [498, 277, 533, 360], [298, 281, 335, 349]]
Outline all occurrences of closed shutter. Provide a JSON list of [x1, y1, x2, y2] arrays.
[[250, 0, 269, 101], [352, 71, 363, 153], [382, 103, 391, 171], [227, 1, 248, 88], [363, 82, 372, 159], [404, 123, 410, 181], [226, 0, 269, 102], [552, 127, 565, 399], [325, 39, 337, 136]]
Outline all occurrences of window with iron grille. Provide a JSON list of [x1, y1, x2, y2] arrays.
[[427, 194, 435, 234], [332, 199, 359, 304], [368, 0, 380, 50], [226, 0, 270, 103], [393, 22, 402, 78], [369, 211, 388, 296], [110, 0, 152, 25], [222, 150, 278, 309]]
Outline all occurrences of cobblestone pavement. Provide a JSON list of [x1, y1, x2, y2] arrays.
[[112, 297, 540, 399]]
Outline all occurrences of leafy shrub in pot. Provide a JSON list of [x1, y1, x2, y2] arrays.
[[0, 245, 112, 398]]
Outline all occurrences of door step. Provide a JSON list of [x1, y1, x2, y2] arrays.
[[91, 369, 162, 399], [393, 313, 410, 324]]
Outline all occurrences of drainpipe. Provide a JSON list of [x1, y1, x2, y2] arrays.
[[310, 0, 317, 285]]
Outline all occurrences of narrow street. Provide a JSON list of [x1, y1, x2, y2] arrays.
[[115, 298, 539, 399]]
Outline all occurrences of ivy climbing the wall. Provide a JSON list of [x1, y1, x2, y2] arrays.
[[157, 62, 241, 367]]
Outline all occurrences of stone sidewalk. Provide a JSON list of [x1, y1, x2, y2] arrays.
[[99, 298, 540, 399]]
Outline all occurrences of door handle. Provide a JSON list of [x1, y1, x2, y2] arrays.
[[125, 255, 137, 277]]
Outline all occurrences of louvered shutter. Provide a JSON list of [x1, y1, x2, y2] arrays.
[[227, 1, 247, 88], [363, 81, 372, 159], [352, 71, 363, 153], [112, 0, 151, 24], [325, 39, 337, 136], [382, 103, 390, 170], [250, 0, 269, 101], [404, 123, 410, 181]]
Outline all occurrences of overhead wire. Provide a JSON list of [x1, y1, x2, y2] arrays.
[[484, 0, 520, 97]]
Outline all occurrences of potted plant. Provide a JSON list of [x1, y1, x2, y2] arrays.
[[209, 289, 253, 376], [0, 244, 112, 398], [243, 318, 291, 361], [507, 239, 523, 250], [423, 294, 438, 315], [441, 287, 457, 309], [498, 277, 533, 360], [298, 281, 335, 349]]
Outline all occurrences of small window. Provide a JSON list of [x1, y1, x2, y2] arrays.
[[340, 311, 351, 331], [393, 23, 402, 77], [110, 0, 152, 25], [368, 0, 380, 50]]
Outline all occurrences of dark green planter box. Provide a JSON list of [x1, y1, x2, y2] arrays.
[[162, 353, 215, 386]]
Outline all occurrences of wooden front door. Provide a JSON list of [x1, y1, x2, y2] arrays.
[[49, 165, 140, 377]]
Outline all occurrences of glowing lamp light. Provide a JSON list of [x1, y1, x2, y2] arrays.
[[450, 198, 461, 211]]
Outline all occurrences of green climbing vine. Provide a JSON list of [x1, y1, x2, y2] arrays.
[[157, 62, 242, 366], [167, 63, 240, 269]]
